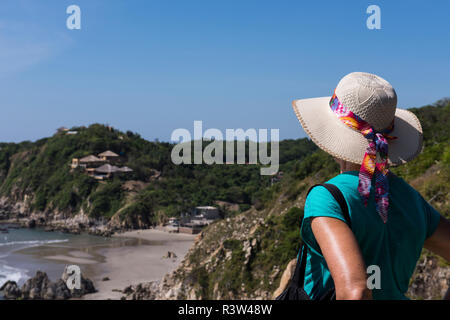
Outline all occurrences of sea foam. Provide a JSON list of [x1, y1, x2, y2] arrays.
[[0, 264, 29, 288], [0, 239, 69, 247]]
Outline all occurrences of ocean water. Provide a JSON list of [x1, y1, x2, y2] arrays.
[[0, 223, 133, 299]]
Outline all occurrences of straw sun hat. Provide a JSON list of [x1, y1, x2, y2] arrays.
[[292, 72, 423, 166]]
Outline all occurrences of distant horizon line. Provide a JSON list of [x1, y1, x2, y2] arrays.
[[0, 123, 308, 145]]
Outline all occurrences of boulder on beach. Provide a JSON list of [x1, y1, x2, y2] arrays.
[[21, 270, 52, 299], [122, 281, 161, 300], [163, 251, 177, 259], [0, 281, 21, 300], [42, 279, 72, 300], [61, 266, 96, 298]]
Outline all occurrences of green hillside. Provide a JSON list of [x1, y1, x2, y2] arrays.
[[0, 124, 317, 227], [136, 98, 449, 300]]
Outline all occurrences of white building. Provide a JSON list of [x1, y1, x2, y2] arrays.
[[194, 206, 220, 220], [180, 206, 221, 227]]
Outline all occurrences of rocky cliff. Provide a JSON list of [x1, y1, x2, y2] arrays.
[[0, 267, 96, 300]]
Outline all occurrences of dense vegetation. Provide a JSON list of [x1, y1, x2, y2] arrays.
[[0, 124, 317, 224], [391, 98, 450, 217]]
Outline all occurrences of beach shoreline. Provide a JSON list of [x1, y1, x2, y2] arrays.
[[83, 229, 196, 300], [1, 225, 197, 300]]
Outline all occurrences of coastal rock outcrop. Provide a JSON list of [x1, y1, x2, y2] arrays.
[[122, 281, 161, 300], [0, 209, 9, 220], [0, 197, 118, 237], [46, 280, 72, 300], [61, 266, 96, 298], [21, 270, 52, 299], [27, 219, 36, 229], [0, 281, 21, 299], [122, 271, 192, 300], [0, 269, 96, 300]]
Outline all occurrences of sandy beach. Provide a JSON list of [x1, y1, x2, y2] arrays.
[[83, 229, 196, 300], [1, 226, 196, 300]]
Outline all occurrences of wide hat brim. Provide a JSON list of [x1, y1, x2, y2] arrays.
[[292, 97, 423, 166]]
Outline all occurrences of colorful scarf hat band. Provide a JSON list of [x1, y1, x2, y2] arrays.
[[329, 92, 397, 223]]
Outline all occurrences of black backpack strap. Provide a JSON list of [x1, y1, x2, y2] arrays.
[[291, 242, 308, 287], [321, 183, 351, 229], [291, 183, 351, 288]]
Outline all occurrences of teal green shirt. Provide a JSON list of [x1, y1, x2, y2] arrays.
[[300, 171, 441, 300]]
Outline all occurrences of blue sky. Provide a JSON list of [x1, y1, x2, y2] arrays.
[[0, 0, 449, 143]]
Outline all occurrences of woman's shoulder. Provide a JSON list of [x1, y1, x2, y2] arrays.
[[305, 172, 357, 202], [304, 183, 346, 218]]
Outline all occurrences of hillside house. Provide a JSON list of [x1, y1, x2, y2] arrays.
[[57, 127, 78, 135], [71, 155, 105, 169], [98, 150, 120, 162], [94, 164, 121, 179], [194, 206, 221, 220], [56, 127, 69, 134], [180, 206, 220, 229], [70, 150, 132, 179]]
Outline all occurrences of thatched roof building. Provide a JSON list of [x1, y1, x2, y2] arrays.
[[98, 150, 119, 158], [95, 164, 121, 174], [79, 155, 104, 163]]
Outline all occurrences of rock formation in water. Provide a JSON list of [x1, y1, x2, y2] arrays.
[[0, 268, 96, 300]]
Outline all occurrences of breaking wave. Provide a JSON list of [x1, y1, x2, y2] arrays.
[[0, 264, 29, 288], [0, 239, 69, 247]]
